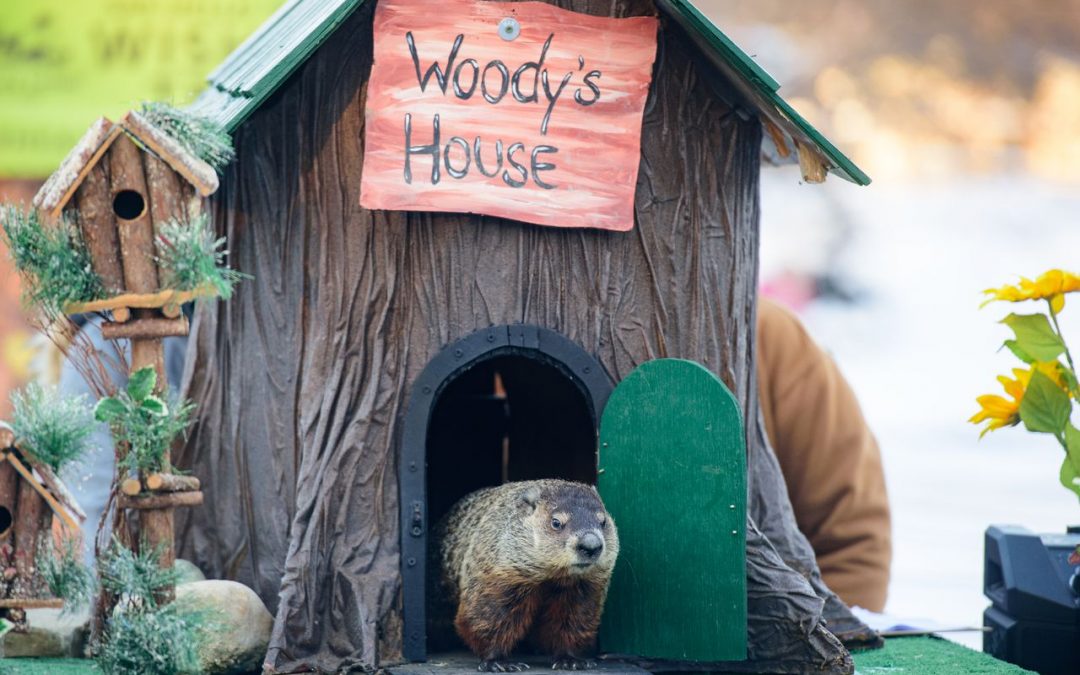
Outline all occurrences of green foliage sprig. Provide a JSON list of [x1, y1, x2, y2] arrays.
[[0, 204, 103, 314], [35, 536, 94, 613], [99, 539, 179, 610], [11, 383, 97, 472], [95, 539, 208, 675], [156, 214, 246, 299], [139, 101, 235, 172], [94, 367, 194, 475], [96, 602, 206, 675]]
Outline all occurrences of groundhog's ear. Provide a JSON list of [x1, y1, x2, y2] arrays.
[[520, 486, 542, 511]]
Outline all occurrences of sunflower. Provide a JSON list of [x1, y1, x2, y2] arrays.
[[969, 362, 1067, 437], [982, 269, 1080, 313]]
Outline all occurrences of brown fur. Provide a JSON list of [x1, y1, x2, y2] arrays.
[[434, 480, 619, 671]]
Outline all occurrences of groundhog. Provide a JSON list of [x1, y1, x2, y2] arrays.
[[434, 479, 619, 672]]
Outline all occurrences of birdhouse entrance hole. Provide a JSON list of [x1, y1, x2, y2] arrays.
[[400, 325, 613, 662], [0, 506, 10, 539], [112, 189, 146, 220]]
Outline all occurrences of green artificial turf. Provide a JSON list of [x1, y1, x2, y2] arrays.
[[853, 636, 1033, 674], [0, 658, 100, 674], [0, 636, 1032, 674]]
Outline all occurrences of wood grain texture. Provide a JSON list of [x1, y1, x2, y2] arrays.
[[12, 482, 48, 593], [146, 473, 201, 493], [175, 1, 859, 672], [100, 316, 189, 340], [0, 460, 16, 542], [108, 134, 159, 294], [0, 598, 64, 609], [598, 358, 746, 661], [74, 162, 126, 294], [119, 491, 203, 510], [361, 0, 658, 231], [143, 150, 186, 264]]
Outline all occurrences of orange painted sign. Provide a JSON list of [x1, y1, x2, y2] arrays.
[[360, 0, 658, 231]]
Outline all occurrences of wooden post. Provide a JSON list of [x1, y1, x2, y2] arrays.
[[130, 333, 173, 602], [102, 133, 205, 606]]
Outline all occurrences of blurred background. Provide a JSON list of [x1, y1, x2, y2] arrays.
[[3, 0, 1080, 651]]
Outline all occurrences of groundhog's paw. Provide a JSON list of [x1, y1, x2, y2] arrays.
[[551, 657, 597, 670], [478, 659, 531, 672]]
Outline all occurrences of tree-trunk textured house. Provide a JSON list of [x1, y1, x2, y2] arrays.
[[175, 0, 873, 672]]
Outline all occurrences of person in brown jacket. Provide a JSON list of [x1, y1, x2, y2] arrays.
[[756, 297, 892, 612]]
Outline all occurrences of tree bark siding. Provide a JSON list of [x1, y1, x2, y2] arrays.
[[176, 2, 855, 672], [13, 484, 47, 594], [74, 162, 126, 294], [108, 133, 159, 294], [144, 154, 184, 228], [0, 461, 16, 543]]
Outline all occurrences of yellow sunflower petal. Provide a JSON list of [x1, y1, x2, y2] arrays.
[[1051, 293, 1066, 314]]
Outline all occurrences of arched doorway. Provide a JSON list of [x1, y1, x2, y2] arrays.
[[399, 325, 613, 661]]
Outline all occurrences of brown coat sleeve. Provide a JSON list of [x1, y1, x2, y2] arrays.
[[756, 298, 892, 611]]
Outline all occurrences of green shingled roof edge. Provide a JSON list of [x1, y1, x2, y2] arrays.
[[660, 0, 871, 185], [193, 0, 870, 186]]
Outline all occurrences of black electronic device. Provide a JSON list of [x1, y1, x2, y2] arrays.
[[983, 525, 1080, 675]]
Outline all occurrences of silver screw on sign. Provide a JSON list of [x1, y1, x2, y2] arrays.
[[499, 17, 520, 41]]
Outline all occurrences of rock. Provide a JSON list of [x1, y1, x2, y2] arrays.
[[177, 580, 272, 674], [174, 558, 206, 585], [2, 607, 90, 657]]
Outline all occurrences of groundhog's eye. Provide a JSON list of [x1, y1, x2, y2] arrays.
[[551, 518, 563, 530], [598, 516, 607, 528]]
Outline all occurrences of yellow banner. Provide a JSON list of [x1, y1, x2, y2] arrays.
[[0, 0, 283, 178]]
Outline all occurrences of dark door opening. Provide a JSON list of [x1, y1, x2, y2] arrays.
[[400, 325, 613, 661], [426, 354, 598, 525]]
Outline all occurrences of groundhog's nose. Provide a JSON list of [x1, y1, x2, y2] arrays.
[[576, 532, 604, 559]]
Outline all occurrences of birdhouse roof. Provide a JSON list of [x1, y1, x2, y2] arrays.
[[188, 0, 869, 185], [33, 111, 220, 218], [0, 424, 86, 534]]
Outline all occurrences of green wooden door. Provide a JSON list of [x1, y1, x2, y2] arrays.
[[597, 358, 747, 661]]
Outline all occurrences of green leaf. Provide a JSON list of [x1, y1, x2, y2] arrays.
[[1060, 456, 1080, 500], [1062, 367, 1080, 397], [1002, 339, 1035, 364], [1018, 370, 1071, 434], [94, 397, 127, 423], [140, 396, 168, 416], [1001, 313, 1066, 362], [126, 367, 157, 402], [1065, 424, 1080, 476]]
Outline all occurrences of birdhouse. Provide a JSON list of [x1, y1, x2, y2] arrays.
[[31, 111, 220, 331], [0, 424, 85, 629], [161, 0, 875, 673], [28, 110, 226, 607]]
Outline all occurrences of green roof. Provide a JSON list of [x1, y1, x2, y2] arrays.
[[189, 0, 363, 131], [191, 0, 869, 186]]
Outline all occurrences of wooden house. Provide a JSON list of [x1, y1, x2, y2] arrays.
[[0, 423, 85, 627], [166, 0, 875, 673]]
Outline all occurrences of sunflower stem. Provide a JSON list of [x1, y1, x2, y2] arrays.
[[1047, 299, 1080, 399]]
